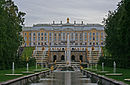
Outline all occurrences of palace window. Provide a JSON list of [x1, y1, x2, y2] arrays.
[[101, 42, 103, 45], [41, 32, 43, 36], [24, 37, 27, 41], [41, 42, 43, 45], [101, 36, 103, 40], [89, 36, 92, 41], [80, 33, 82, 41], [41, 37, 43, 41], [75, 33, 78, 41], [44, 33, 47, 36], [25, 43, 27, 46], [29, 33, 31, 36], [45, 37, 47, 41], [63, 33, 65, 41], [85, 32, 87, 41], [96, 42, 98, 45], [45, 42, 47, 45], [29, 37, 31, 41], [59, 33, 61, 41], [96, 36, 98, 41], [38, 37, 40, 41], [101, 32, 103, 36], [93, 42, 95, 45], [93, 32, 95, 36], [33, 42, 35, 45], [38, 42, 40, 45], [33, 37, 35, 41], [33, 33, 35, 36], [90, 42, 92, 45], [25, 33, 27, 36], [49, 32, 51, 36], [89, 32, 92, 41], [96, 32, 98, 36], [54, 33, 57, 41], [71, 33, 73, 41], [38, 33, 40, 36], [29, 43, 31, 46], [49, 37, 51, 41], [75, 43, 78, 45], [93, 37, 95, 40], [101, 32, 103, 40]]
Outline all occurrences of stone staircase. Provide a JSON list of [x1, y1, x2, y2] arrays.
[[33, 50, 49, 65]]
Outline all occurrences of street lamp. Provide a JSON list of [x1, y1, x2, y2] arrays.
[[92, 45, 94, 69]]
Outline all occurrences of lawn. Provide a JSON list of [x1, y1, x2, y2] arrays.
[[84, 65, 130, 84], [0, 66, 49, 82]]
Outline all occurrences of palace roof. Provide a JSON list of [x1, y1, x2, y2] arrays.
[[22, 23, 104, 31]]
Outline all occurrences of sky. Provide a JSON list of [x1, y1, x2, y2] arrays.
[[13, 0, 121, 26]]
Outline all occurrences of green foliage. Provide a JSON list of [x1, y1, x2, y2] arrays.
[[0, 0, 26, 69], [103, 0, 130, 68], [21, 47, 34, 61]]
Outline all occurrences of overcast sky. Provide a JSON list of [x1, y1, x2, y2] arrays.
[[13, 0, 121, 26]]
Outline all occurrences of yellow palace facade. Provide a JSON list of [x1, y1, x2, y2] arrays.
[[22, 18, 105, 66]]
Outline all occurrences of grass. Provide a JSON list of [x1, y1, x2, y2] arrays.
[[84, 65, 130, 84], [0, 66, 49, 82]]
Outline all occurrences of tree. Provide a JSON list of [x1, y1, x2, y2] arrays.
[[103, 0, 130, 68], [0, 0, 26, 69]]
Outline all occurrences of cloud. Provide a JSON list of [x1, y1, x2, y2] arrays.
[[13, 0, 121, 26]]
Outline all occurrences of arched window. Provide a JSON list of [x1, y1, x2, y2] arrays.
[[71, 55, 75, 62], [53, 55, 57, 62], [61, 55, 65, 61], [79, 55, 83, 62]]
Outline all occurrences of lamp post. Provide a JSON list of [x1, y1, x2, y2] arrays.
[[92, 46, 94, 69]]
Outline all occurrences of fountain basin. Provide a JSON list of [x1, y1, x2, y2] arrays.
[[34, 69, 41, 72], [5, 74, 23, 76], [22, 71, 34, 74], [124, 79, 130, 81], [105, 73, 123, 76], [97, 71, 109, 73]]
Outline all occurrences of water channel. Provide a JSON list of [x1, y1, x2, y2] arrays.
[[29, 66, 97, 85]]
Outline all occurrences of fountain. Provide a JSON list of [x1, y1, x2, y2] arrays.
[[102, 62, 104, 71], [22, 63, 34, 74], [5, 62, 23, 76], [95, 64, 98, 71], [27, 63, 29, 72], [66, 34, 71, 67], [106, 61, 122, 76], [98, 62, 108, 73], [12, 62, 14, 74]]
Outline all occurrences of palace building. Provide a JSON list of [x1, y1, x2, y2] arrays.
[[22, 18, 105, 66]]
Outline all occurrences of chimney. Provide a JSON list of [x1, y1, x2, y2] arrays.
[[81, 21, 83, 24], [74, 21, 76, 24], [60, 21, 62, 24], [53, 21, 55, 24]]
